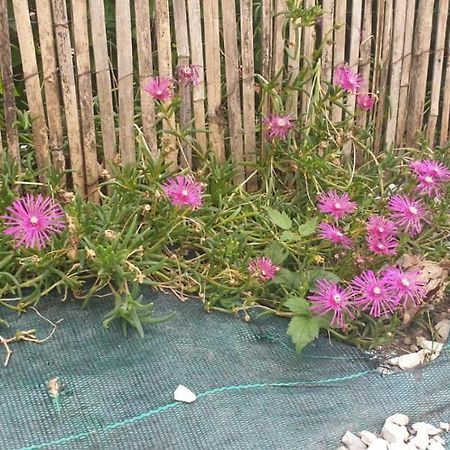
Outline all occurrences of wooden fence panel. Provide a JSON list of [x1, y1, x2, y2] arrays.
[[260, 0, 272, 119], [0, 0, 20, 164], [301, 0, 316, 116], [13, 0, 50, 174], [331, 0, 346, 122], [440, 26, 450, 147]]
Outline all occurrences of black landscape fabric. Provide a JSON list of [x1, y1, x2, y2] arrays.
[[0, 288, 449, 450]]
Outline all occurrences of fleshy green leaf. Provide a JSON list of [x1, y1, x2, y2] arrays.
[[264, 242, 289, 265], [287, 315, 320, 352], [264, 207, 292, 230], [280, 231, 300, 241], [298, 217, 318, 237], [273, 268, 301, 289], [307, 268, 340, 288], [285, 296, 311, 315]]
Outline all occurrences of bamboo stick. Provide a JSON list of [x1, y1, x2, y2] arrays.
[[187, 0, 208, 155], [13, 0, 50, 174], [331, 0, 346, 122], [221, 0, 245, 185], [203, 0, 225, 163], [440, 23, 450, 146], [135, 0, 157, 155], [36, 0, 65, 177], [89, 0, 117, 171], [155, 0, 178, 169], [240, 0, 258, 191], [0, 0, 20, 165], [384, 0, 407, 148], [426, 0, 448, 145], [373, 0, 393, 154], [72, 0, 98, 201], [406, 0, 435, 146], [173, 0, 193, 169], [116, 0, 135, 165], [395, 0, 415, 145], [301, 0, 316, 116], [51, 0, 85, 192]]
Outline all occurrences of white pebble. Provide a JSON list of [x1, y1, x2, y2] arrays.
[[367, 438, 388, 450], [411, 422, 442, 436], [416, 337, 444, 354], [409, 430, 429, 450], [439, 422, 449, 432], [387, 443, 410, 450], [434, 319, 450, 342], [360, 430, 378, 445], [382, 421, 409, 443], [386, 414, 410, 427], [427, 441, 445, 450], [388, 351, 426, 370], [342, 431, 368, 450], [173, 385, 197, 403]]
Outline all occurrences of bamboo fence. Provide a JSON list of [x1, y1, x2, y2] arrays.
[[0, 0, 449, 197]]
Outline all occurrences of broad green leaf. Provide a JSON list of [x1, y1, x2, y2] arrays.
[[280, 230, 300, 241], [284, 296, 311, 315], [287, 315, 320, 352], [273, 268, 301, 289], [264, 207, 292, 230], [307, 268, 340, 288], [264, 242, 289, 265], [298, 217, 318, 237]]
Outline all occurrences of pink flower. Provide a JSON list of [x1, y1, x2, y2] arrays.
[[350, 270, 398, 318], [388, 195, 430, 237], [262, 114, 295, 140], [416, 173, 442, 197], [318, 223, 353, 248], [366, 233, 399, 256], [248, 257, 279, 282], [317, 190, 357, 220], [409, 160, 450, 197], [308, 280, 354, 328], [366, 215, 397, 238], [356, 94, 375, 111], [144, 76, 174, 101], [176, 64, 202, 86], [2, 194, 65, 249], [334, 65, 363, 93], [162, 175, 204, 209], [383, 266, 426, 307]]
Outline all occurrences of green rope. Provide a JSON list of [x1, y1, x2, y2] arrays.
[[16, 369, 375, 450]]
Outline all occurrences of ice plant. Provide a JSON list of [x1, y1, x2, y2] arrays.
[[262, 114, 295, 140], [144, 76, 174, 101], [162, 175, 204, 209], [333, 65, 363, 93], [318, 223, 353, 248], [308, 280, 353, 328], [350, 270, 398, 318], [366, 215, 397, 238], [383, 266, 426, 307], [409, 160, 450, 197], [388, 195, 429, 237], [176, 64, 201, 86], [2, 194, 65, 250], [356, 94, 375, 111], [248, 257, 279, 282], [366, 233, 398, 256], [317, 190, 357, 220]]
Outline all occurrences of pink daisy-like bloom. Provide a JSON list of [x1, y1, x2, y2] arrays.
[[248, 257, 279, 282], [366, 233, 399, 256], [176, 64, 202, 86], [388, 194, 430, 237], [334, 65, 363, 93], [350, 270, 398, 318], [262, 114, 295, 140], [317, 190, 357, 220], [2, 194, 66, 250], [318, 223, 353, 248], [383, 266, 426, 307], [308, 280, 354, 328], [356, 94, 376, 111], [162, 175, 204, 209], [409, 160, 450, 182], [144, 76, 174, 101], [415, 173, 442, 197], [366, 215, 397, 238]]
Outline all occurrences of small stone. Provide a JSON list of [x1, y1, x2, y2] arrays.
[[408, 430, 429, 450], [360, 430, 378, 445], [386, 414, 410, 426], [387, 443, 410, 450], [416, 337, 444, 354], [411, 422, 442, 436], [367, 438, 388, 450], [430, 435, 445, 445], [403, 337, 412, 346], [435, 319, 450, 342], [439, 422, 449, 432], [342, 431, 368, 450], [388, 351, 425, 370], [382, 422, 409, 443], [173, 385, 197, 403], [427, 441, 445, 450]]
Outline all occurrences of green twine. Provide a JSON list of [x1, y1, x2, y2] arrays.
[[16, 369, 374, 450]]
